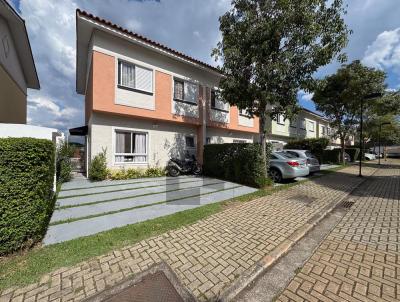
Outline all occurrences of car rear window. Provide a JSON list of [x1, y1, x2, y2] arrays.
[[276, 151, 296, 159], [305, 151, 316, 158]]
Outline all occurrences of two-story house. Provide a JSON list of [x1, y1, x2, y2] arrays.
[[0, 0, 40, 123], [75, 10, 259, 170], [267, 108, 354, 147]]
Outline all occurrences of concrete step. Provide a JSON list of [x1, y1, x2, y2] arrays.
[[58, 176, 199, 198], [52, 180, 237, 223], [44, 185, 257, 245], [60, 175, 193, 191], [57, 178, 218, 207]]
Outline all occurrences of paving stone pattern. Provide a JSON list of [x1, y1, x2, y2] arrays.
[[277, 163, 400, 302], [0, 165, 376, 302]]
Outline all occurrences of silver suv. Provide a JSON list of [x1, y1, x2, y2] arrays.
[[269, 151, 309, 183]]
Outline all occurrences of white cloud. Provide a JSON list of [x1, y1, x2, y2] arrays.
[[362, 28, 400, 74], [297, 90, 314, 103], [16, 0, 400, 132]]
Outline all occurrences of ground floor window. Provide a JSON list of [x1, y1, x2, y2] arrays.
[[115, 130, 148, 163]]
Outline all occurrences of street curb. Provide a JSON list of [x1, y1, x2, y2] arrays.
[[218, 172, 373, 302]]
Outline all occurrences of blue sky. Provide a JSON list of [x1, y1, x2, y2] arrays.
[[8, 0, 400, 132]]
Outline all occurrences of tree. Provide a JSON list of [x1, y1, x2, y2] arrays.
[[313, 60, 389, 163], [212, 0, 351, 173], [364, 115, 400, 148]]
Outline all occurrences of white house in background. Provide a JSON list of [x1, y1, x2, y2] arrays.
[[0, 0, 40, 124], [266, 107, 355, 148]]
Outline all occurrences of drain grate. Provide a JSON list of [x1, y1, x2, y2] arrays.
[[84, 263, 194, 302], [103, 271, 183, 302], [338, 200, 355, 209]]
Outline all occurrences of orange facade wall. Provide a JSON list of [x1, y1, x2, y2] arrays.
[[89, 50, 259, 133]]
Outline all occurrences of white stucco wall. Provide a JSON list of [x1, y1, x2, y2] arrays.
[[206, 127, 257, 144], [0, 123, 64, 142], [0, 16, 26, 93], [90, 112, 197, 169]]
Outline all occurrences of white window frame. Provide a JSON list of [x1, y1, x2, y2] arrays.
[[277, 114, 285, 125], [173, 78, 198, 105], [117, 59, 153, 95], [300, 119, 306, 130], [290, 117, 297, 128], [308, 121, 315, 132], [112, 127, 149, 165]]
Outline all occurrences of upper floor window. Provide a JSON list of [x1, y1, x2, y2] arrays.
[[308, 121, 315, 132], [321, 125, 326, 135], [118, 60, 153, 94], [277, 114, 285, 125], [174, 79, 198, 105], [290, 117, 297, 128], [210, 89, 229, 112], [239, 109, 250, 117], [300, 119, 306, 129]]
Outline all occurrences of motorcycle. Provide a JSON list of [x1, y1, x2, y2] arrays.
[[167, 154, 202, 177]]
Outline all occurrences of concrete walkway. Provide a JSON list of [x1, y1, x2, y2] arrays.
[[44, 176, 257, 245]]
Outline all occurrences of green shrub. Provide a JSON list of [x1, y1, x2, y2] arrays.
[[89, 149, 108, 181], [284, 138, 329, 162], [322, 149, 341, 164], [108, 167, 166, 180], [56, 142, 72, 183], [145, 167, 166, 177], [203, 143, 269, 188], [345, 148, 360, 162], [0, 138, 55, 255]]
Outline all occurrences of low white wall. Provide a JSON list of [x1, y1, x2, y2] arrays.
[[206, 127, 257, 144], [90, 113, 197, 169], [0, 123, 63, 140]]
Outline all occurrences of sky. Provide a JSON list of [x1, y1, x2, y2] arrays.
[[8, 0, 400, 133]]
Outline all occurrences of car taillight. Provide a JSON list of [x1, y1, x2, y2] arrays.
[[287, 161, 300, 167]]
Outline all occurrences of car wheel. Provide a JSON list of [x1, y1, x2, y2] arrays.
[[168, 167, 180, 177], [269, 168, 282, 183]]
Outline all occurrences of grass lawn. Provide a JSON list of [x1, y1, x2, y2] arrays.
[[0, 165, 346, 290]]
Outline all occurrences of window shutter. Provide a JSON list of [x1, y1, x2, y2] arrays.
[[184, 82, 198, 104], [135, 66, 153, 92]]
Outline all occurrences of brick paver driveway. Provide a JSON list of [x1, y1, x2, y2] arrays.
[[0, 164, 378, 302], [278, 160, 400, 302]]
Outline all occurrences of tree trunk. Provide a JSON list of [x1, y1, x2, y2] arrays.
[[340, 136, 345, 164], [259, 109, 267, 175]]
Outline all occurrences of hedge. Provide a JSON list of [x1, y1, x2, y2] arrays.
[[345, 148, 360, 162], [322, 149, 341, 164], [203, 143, 269, 188], [0, 138, 55, 255], [284, 138, 329, 162]]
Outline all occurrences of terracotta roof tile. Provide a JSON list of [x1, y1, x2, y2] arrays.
[[76, 9, 220, 73]]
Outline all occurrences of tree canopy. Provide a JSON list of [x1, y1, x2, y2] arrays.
[[313, 60, 400, 162], [213, 0, 351, 167]]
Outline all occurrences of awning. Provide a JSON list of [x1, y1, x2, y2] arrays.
[[69, 125, 88, 136]]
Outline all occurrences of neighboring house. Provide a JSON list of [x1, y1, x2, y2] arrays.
[[267, 108, 354, 147], [75, 10, 259, 170], [0, 0, 39, 123]]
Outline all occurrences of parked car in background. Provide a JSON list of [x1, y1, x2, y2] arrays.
[[284, 150, 320, 173], [344, 152, 351, 163], [268, 151, 309, 183], [364, 153, 376, 160]]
